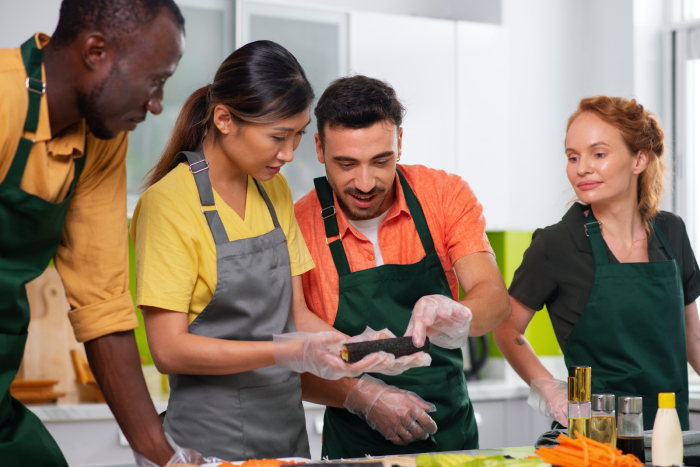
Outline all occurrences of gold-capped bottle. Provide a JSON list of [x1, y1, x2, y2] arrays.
[[567, 366, 591, 439]]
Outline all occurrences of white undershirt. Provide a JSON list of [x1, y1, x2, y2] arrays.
[[347, 209, 390, 267]]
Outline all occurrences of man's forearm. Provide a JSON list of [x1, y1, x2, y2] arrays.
[[301, 373, 358, 408], [85, 330, 174, 465], [461, 282, 511, 336]]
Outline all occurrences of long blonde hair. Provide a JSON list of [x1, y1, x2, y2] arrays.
[[567, 96, 665, 232]]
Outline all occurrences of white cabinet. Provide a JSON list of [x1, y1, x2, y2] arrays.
[[349, 11, 458, 175], [472, 398, 553, 449], [455, 22, 510, 231]]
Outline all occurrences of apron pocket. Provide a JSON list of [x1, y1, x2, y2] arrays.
[[239, 374, 309, 459]]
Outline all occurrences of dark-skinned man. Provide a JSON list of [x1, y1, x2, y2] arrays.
[[295, 76, 512, 458], [0, 1, 192, 466]]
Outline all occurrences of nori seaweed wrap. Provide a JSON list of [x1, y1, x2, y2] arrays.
[[341, 336, 430, 363]]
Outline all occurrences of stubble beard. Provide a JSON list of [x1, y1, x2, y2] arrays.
[[325, 169, 389, 221]]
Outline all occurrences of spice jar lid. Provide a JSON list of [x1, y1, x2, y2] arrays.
[[618, 396, 643, 414], [591, 394, 615, 411]]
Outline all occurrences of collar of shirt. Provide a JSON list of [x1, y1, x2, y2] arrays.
[[562, 202, 663, 255], [332, 169, 413, 241], [31, 32, 86, 159]]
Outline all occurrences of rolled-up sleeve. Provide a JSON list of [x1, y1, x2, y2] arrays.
[[54, 132, 138, 342]]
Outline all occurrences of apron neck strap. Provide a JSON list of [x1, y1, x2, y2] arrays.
[[653, 221, 676, 261], [313, 168, 437, 277], [175, 141, 282, 245], [584, 209, 609, 266], [5, 36, 46, 187], [584, 209, 675, 264], [313, 176, 352, 276], [396, 168, 436, 255]]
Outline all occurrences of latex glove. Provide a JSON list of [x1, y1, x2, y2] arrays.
[[347, 326, 432, 376], [404, 294, 472, 349], [273, 331, 428, 380], [133, 432, 221, 466], [528, 378, 568, 427], [344, 374, 438, 445]]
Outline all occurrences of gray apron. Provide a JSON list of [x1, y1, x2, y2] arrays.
[[162, 144, 310, 461]]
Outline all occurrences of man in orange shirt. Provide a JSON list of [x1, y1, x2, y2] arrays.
[[296, 76, 511, 458], [0, 1, 193, 466]]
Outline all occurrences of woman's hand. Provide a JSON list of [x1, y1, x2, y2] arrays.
[[273, 330, 430, 380]]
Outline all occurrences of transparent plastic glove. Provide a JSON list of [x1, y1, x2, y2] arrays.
[[133, 432, 221, 466], [528, 378, 568, 427], [347, 327, 432, 376], [344, 374, 438, 446], [404, 294, 472, 349], [274, 331, 426, 380]]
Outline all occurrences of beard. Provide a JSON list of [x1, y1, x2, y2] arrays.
[[326, 169, 390, 221], [77, 67, 118, 140]]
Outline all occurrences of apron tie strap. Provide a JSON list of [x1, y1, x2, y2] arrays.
[[313, 176, 351, 277], [173, 143, 229, 245], [584, 211, 609, 267], [5, 36, 45, 187]]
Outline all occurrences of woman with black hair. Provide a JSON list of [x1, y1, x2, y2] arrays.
[[131, 41, 427, 461]]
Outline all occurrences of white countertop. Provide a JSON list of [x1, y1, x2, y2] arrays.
[[27, 376, 529, 422]]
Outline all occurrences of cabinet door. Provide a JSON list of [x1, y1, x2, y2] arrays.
[[125, 0, 235, 215], [239, 2, 348, 201], [471, 400, 507, 448], [456, 22, 509, 230], [349, 11, 457, 174]]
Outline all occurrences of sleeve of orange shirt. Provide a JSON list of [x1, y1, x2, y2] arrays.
[[54, 132, 138, 343], [438, 171, 492, 263]]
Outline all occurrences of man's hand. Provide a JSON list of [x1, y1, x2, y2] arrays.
[[134, 433, 220, 467], [344, 374, 438, 445], [404, 295, 472, 349], [273, 331, 430, 380], [85, 331, 174, 465]]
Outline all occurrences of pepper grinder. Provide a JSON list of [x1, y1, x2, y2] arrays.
[[567, 366, 591, 439], [617, 396, 645, 463]]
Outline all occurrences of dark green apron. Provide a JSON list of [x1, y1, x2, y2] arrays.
[[315, 169, 478, 459], [564, 211, 689, 431], [0, 36, 86, 466]]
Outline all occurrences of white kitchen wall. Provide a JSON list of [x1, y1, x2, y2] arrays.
[[1, 0, 660, 231], [500, 0, 636, 231], [456, 22, 510, 230], [349, 11, 458, 175], [0, 0, 61, 47]]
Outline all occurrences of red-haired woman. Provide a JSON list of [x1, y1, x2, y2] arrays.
[[494, 96, 700, 431]]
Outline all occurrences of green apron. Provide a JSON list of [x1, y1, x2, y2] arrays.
[[563, 211, 689, 431], [0, 36, 86, 466], [315, 169, 478, 459]]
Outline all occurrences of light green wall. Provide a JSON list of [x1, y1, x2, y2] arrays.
[[460, 232, 561, 357], [127, 228, 153, 365]]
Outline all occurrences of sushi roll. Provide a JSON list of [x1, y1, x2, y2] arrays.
[[341, 336, 430, 363]]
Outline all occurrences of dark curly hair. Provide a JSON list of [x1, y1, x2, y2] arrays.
[[51, 0, 185, 48], [314, 75, 406, 150]]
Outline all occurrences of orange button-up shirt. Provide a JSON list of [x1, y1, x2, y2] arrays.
[[0, 33, 137, 342], [294, 164, 493, 326]]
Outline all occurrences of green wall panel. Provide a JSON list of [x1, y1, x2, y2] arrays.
[[128, 227, 153, 365], [471, 232, 561, 358]]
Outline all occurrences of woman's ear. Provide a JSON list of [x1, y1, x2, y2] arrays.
[[212, 104, 241, 135], [633, 150, 649, 175]]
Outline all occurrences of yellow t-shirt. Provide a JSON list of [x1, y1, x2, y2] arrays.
[[131, 163, 314, 324]]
